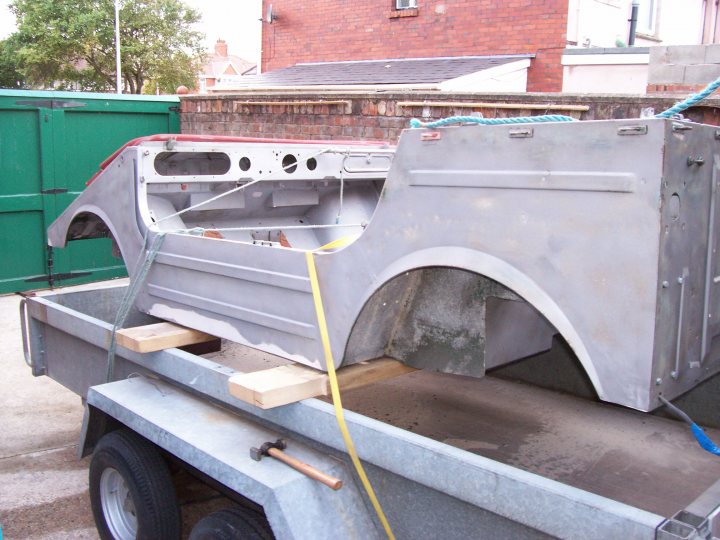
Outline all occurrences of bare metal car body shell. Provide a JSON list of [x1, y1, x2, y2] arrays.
[[48, 119, 720, 412]]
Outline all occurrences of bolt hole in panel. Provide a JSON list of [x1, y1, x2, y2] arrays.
[[669, 194, 681, 221]]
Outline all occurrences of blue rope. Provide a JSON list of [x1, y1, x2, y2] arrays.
[[660, 396, 720, 456], [410, 115, 576, 129], [691, 423, 720, 456], [655, 75, 720, 118]]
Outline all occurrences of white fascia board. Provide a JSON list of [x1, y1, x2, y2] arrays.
[[438, 59, 531, 92], [207, 83, 441, 92]]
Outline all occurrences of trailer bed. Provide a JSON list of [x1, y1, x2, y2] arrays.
[[20, 283, 720, 539], [200, 339, 720, 519], [340, 372, 720, 518]]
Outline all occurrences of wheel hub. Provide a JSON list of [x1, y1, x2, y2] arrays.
[[100, 467, 138, 540]]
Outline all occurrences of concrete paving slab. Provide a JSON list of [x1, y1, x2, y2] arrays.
[[0, 293, 85, 458], [0, 445, 96, 539], [0, 282, 238, 539], [0, 289, 94, 539]]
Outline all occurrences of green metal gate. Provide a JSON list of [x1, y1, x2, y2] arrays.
[[0, 89, 180, 294]]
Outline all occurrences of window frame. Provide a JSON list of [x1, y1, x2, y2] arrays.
[[636, 0, 658, 36], [395, 0, 417, 10]]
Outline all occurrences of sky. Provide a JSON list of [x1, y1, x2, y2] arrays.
[[183, 0, 262, 65], [0, 0, 263, 66]]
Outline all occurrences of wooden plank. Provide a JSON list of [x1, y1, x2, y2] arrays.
[[332, 358, 417, 393], [116, 322, 217, 353], [228, 357, 416, 409], [396, 101, 590, 112], [229, 364, 327, 409]]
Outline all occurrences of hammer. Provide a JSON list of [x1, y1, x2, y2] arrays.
[[250, 439, 343, 490]]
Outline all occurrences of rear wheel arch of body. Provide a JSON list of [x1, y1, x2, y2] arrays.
[[341, 246, 605, 400]]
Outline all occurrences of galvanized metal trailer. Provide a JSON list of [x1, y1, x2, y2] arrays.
[[18, 283, 720, 539]]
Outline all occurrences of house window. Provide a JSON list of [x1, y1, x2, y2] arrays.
[[396, 0, 417, 9], [636, 0, 657, 35]]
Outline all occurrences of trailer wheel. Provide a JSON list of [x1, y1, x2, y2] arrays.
[[89, 429, 180, 540], [189, 507, 274, 540]]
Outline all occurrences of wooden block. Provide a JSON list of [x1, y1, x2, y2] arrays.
[[116, 322, 217, 353], [228, 357, 417, 409], [229, 364, 328, 409]]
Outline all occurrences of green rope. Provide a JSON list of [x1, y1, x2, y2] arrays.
[[106, 232, 166, 382]]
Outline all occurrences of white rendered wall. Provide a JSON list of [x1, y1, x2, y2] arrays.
[[562, 63, 649, 93], [567, 0, 704, 49]]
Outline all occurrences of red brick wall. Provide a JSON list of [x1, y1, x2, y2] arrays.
[[261, 0, 570, 92], [180, 92, 720, 143], [647, 83, 706, 94]]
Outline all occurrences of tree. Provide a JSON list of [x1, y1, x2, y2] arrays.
[[0, 35, 27, 89], [10, 0, 205, 94]]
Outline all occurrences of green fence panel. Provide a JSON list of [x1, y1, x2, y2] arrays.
[[0, 107, 46, 293], [0, 89, 179, 294]]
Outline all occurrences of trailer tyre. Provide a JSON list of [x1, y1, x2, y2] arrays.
[[89, 429, 180, 540], [189, 507, 274, 540]]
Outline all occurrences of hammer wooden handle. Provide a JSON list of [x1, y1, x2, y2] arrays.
[[267, 447, 343, 490]]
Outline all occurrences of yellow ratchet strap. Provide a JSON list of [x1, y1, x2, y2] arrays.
[[305, 250, 396, 540], [316, 234, 359, 252]]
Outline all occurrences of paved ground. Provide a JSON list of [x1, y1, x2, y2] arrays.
[[0, 283, 235, 540], [0, 289, 97, 539]]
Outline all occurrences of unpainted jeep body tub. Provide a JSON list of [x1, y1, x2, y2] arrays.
[[48, 119, 720, 411]]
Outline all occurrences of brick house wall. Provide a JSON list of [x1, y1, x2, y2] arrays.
[[180, 92, 720, 142], [261, 0, 570, 92]]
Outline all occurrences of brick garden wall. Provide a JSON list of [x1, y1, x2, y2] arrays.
[[180, 91, 720, 142], [261, 0, 569, 92]]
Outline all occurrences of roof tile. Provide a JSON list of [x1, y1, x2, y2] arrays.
[[238, 55, 533, 86]]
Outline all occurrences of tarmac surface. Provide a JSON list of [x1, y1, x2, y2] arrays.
[[0, 288, 96, 539], [0, 282, 234, 540]]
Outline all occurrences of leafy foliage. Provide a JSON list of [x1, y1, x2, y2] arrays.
[[8, 0, 204, 93], [0, 35, 28, 89]]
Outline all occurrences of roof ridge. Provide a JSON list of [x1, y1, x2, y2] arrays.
[[295, 54, 534, 66]]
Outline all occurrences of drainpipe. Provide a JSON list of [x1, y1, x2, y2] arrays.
[[628, 0, 640, 46]]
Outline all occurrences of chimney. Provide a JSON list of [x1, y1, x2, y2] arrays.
[[215, 39, 228, 57]]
